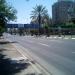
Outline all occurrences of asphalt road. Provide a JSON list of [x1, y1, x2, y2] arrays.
[[5, 34, 75, 75]]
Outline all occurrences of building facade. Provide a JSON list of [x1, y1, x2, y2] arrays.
[[52, 0, 75, 25], [58, 0, 74, 2]]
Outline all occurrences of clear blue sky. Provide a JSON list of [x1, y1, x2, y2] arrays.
[[7, 0, 57, 24]]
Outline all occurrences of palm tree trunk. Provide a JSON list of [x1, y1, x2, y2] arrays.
[[38, 13, 41, 35]]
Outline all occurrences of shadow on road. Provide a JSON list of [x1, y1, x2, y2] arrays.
[[0, 41, 30, 75]]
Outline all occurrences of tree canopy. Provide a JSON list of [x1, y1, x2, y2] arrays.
[[30, 5, 49, 25], [0, 0, 17, 36]]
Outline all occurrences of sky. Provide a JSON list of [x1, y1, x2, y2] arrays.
[[7, 0, 57, 24]]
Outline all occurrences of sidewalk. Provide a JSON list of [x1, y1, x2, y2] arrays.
[[0, 39, 44, 75]]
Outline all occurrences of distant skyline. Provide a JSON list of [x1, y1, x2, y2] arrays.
[[7, 0, 57, 24]]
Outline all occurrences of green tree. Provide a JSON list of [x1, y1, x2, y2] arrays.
[[31, 5, 50, 35], [31, 5, 48, 26], [0, 0, 17, 36]]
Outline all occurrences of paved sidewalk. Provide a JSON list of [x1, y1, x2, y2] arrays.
[[0, 39, 43, 75]]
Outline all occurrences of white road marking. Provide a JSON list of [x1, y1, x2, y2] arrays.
[[39, 43, 49, 47]]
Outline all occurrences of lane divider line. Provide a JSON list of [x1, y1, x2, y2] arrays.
[[39, 43, 49, 47]]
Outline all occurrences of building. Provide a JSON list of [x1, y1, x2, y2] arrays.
[[6, 23, 40, 33], [52, 0, 75, 25], [7, 24, 39, 29], [58, 0, 74, 2]]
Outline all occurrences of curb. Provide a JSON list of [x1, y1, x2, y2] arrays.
[[13, 43, 51, 75], [6, 39, 51, 75]]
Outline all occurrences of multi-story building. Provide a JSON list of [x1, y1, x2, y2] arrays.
[[58, 0, 74, 1], [52, 0, 75, 25]]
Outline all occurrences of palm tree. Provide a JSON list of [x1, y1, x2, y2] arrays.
[[31, 5, 49, 35], [31, 5, 48, 25]]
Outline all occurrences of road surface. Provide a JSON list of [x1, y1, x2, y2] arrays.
[[5, 34, 75, 75]]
